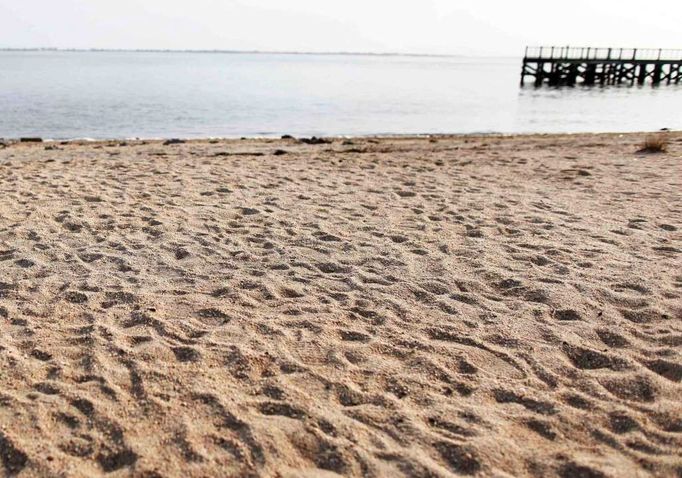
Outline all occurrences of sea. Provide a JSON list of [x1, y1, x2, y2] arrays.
[[0, 50, 680, 139]]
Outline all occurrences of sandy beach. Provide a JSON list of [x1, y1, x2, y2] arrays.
[[0, 132, 680, 477]]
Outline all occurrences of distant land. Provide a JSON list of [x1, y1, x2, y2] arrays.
[[0, 47, 463, 58]]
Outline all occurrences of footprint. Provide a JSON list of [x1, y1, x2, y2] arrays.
[[175, 248, 190, 260], [101, 291, 137, 308], [64, 291, 89, 304], [553, 309, 582, 321], [526, 419, 557, 440], [172, 347, 201, 363], [596, 329, 630, 348], [493, 389, 557, 415], [317, 263, 351, 274], [30, 349, 52, 361], [600, 375, 657, 402], [0, 432, 28, 475], [433, 441, 481, 475], [14, 259, 34, 268], [557, 462, 607, 478], [339, 330, 371, 343], [258, 402, 307, 420], [96, 449, 138, 473], [196, 308, 231, 325], [643, 359, 682, 382], [608, 412, 639, 434], [562, 344, 619, 370]]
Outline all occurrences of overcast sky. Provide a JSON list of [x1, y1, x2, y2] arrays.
[[1, 0, 680, 56]]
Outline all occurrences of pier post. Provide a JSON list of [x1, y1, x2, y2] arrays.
[[652, 64, 662, 85], [599, 64, 606, 86], [520, 47, 529, 86], [629, 64, 636, 85], [567, 64, 578, 86], [534, 62, 544, 87], [637, 64, 647, 85], [585, 64, 596, 85]]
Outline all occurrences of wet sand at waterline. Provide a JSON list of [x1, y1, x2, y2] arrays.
[[0, 133, 680, 477]]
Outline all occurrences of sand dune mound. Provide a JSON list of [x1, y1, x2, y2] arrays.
[[0, 133, 680, 477]]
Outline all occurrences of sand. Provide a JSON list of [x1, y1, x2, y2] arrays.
[[0, 133, 680, 477]]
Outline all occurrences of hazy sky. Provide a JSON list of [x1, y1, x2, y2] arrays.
[[1, 0, 680, 56]]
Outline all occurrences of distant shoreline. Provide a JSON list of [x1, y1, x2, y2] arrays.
[[0, 47, 494, 59]]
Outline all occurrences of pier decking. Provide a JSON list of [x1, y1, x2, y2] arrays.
[[521, 46, 682, 87]]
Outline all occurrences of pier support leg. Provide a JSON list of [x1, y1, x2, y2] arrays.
[[637, 64, 647, 85], [599, 64, 606, 86], [566, 64, 578, 86], [652, 65, 662, 85], [629, 64, 636, 85], [585, 64, 596, 85], [534, 62, 544, 87]]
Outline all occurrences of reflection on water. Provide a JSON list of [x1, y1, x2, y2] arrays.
[[0, 51, 679, 138], [516, 84, 680, 131]]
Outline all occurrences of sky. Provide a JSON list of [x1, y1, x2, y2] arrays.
[[0, 0, 680, 56]]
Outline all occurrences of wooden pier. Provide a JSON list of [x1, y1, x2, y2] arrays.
[[521, 46, 682, 87]]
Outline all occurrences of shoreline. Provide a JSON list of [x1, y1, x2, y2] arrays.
[[1, 129, 677, 146]]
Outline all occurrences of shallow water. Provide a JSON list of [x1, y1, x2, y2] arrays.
[[0, 50, 679, 139]]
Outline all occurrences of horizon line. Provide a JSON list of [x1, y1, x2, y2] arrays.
[[0, 47, 516, 58]]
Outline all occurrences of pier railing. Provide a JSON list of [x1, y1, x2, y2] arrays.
[[524, 46, 682, 62]]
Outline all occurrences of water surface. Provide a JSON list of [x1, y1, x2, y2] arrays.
[[0, 51, 679, 138]]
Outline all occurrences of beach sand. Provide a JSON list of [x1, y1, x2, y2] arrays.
[[0, 133, 680, 477]]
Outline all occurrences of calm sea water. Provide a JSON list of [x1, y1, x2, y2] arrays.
[[0, 50, 680, 139]]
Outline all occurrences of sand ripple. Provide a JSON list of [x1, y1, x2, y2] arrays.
[[0, 134, 680, 477]]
